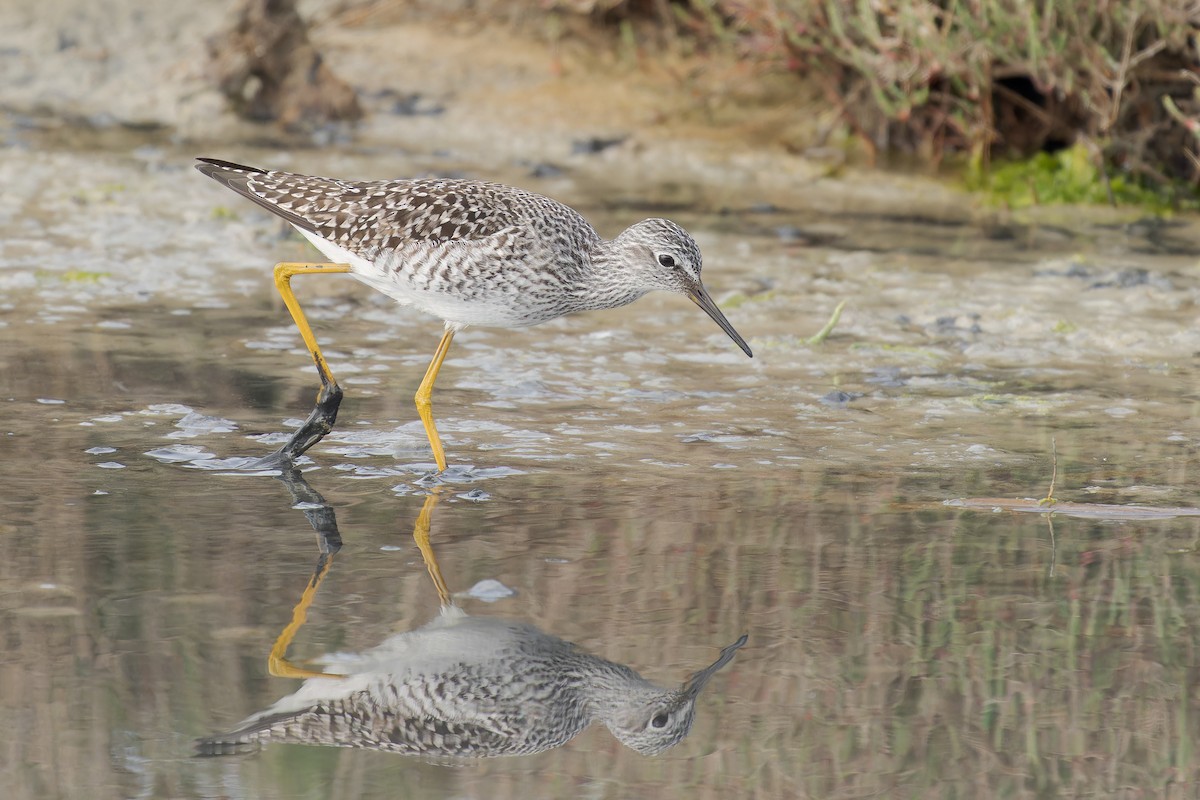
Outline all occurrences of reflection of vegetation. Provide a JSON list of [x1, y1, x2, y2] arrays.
[[776, 501, 1200, 797]]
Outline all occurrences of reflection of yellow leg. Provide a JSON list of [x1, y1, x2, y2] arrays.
[[274, 262, 353, 398], [412, 492, 453, 607], [415, 329, 455, 472], [268, 553, 340, 680]]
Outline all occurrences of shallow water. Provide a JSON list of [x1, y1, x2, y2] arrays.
[[3, 136, 1200, 798]]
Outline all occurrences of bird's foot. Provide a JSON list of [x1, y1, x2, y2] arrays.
[[275, 383, 344, 462]]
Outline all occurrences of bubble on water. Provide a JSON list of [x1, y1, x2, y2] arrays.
[[141, 403, 193, 416], [451, 419, 513, 434], [456, 488, 490, 502], [184, 456, 288, 475], [463, 579, 515, 603], [413, 471, 446, 487], [387, 463, 525, 492], [85, 446, 117, 455], [165, 411, 238, 439], [36, 398, 65, 405], [334, 447, 384, 459], [453, 465, 524, 481], [96, 461, 125, 469], [249, 431, 294, 446], [333, 463, 410, 479], [144, 445, 215, 463]]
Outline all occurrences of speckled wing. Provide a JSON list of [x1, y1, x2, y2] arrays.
[[196, 712, 520, 759], [195, 673, 534, 758], [196, 158, 603, 327], [194, 158, 519, 257], [196, 703, 520, 758]]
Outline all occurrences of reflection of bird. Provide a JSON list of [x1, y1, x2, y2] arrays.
[[199, 484, 747, 759], [195, 159, 753, 472], [198, 608, 746, 757]]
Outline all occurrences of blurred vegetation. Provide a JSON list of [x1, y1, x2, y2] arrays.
[[970, 142, 1200, 210], [540, 0, 1200, 206]]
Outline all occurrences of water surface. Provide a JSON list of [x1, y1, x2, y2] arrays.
[[3, 139, 1200, 798]]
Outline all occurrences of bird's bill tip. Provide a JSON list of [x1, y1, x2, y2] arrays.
[[681, 634, 748, 699], [688, 286, 753, 358]]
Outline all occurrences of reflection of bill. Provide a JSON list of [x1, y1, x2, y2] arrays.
[[198, 479, 746, 759]]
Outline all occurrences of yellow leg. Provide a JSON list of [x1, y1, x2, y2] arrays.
[[412, 491, 453, 607], [268, 552, 340, 680], [270, 262, 353, 462], [415, 329, 455, 472], [274, 262, 353, 396]]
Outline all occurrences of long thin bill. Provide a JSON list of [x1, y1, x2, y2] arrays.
[[682, 634, 749, 699], [688, 284, 753, 358]]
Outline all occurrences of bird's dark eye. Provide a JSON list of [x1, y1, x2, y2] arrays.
[[651, 712, 669, 728], [657, 254, 676, 268]]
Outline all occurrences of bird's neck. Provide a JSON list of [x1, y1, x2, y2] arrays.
[[576, 658, 657, 718], [579, 240, 650, 311]]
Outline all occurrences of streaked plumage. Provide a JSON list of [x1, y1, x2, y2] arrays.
[[195, 158, 751, 470], [197, 607, 747, 758]]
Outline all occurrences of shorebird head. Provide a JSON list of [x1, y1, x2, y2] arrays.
[[615, 218, 753, 358], [602, 634, 748, 756]]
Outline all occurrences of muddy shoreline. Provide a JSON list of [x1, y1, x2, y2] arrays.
[[2, 0, 986, 221]]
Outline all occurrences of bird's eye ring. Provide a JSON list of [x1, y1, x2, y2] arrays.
[[657, 254, 676, 268], [651, 712, 669, 728]]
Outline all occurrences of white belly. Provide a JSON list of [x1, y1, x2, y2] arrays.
[[297, 227, 537, 329]]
